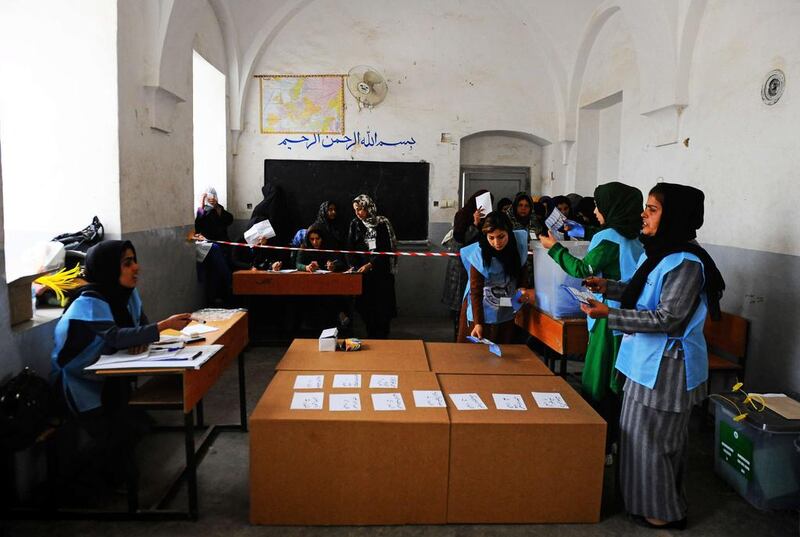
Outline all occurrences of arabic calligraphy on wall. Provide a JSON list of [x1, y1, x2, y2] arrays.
[[277, 130, 416, 151]]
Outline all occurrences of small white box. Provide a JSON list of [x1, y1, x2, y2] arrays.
[[318, 327, 338, 352]]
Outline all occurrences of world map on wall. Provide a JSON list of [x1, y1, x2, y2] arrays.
[[259, 75, 344, 134]]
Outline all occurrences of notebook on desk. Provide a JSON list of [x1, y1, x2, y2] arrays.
[[85, 344, 223, 371]]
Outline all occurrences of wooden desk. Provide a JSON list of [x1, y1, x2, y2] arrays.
[[94, 311, 249, 520], [233, 270, 362, 295], [515, 306, 588, 375]]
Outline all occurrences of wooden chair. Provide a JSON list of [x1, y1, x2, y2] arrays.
[[703, 312, 749, 420], [704, 311, 749, 385]]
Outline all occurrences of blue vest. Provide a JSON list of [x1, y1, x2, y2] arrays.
[[614, 252, 708, 391], [51, 289, 143, 413], [461, 229, 528, 324], [586, 228, 644, 332]]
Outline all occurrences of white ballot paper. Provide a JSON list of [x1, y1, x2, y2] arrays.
[[369, 374, 399, 389], [333, 374, 361, 388], [532, 392, 569, 409], [449, 393, 488, 411], [545, 207, 567, 232], [290, 392, 324, 410], [329, 393, 361, 411], [563, 286, 594, 305], [413, 390, 447, 408], [475, 191, 492, 216], [372, 393, 406, 411], [244, 219, 276, 245], [294, 374, 324, 390], [493, 393, 528, 411], [181, 323, 219, 336]]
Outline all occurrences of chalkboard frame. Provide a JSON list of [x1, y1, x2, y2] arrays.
[[263, 159, 430, 242]]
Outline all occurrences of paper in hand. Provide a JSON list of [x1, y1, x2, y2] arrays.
[[545, 207, 567, 232], [475, 192, 492, 217], [563, 286, 594, 305], [244, 219, 276, 245]]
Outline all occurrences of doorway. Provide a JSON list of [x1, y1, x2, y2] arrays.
[[460, 165, 530, 209]]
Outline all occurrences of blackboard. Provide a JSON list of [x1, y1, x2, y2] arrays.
[[263, 159, 430, 241]]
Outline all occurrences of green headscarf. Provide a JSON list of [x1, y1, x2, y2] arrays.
[[593, 182, 643, 239]]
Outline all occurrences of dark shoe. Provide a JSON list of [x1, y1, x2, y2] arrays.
[[631, 514, 687, 530]]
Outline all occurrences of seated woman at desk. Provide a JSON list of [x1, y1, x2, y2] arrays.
[[457, 211, 530, 344], [581, 183, 725, 530], [51, 240, 192, 487], [347, 194, 397, 339], [293, 224, 346, 331], [296, 224, 345, 273]]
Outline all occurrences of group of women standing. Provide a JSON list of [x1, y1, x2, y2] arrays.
[[443, 180, 724, 530]]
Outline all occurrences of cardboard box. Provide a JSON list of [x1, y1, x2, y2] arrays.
[[276, 339, 430, 372], [425, 342, 552, 376], [8, 271, 50, 326], [250, 370, 449, 525], [318, 327, 338, 351], [439, 374, 606, 523]]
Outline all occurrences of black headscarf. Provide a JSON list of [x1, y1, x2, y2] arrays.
[[478, 211, 521, 280], [551, 195, 573, 218], [620, 183, 725, 319], [70, 240, 137, 326], [313, 200, 343, 247], [249, 183, 289, 244], [510, 192, 534, 227], [593, 182, 642, 239], [453, 190, 490, 243]]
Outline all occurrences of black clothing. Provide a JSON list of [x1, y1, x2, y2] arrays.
[[195, 205, 233, 241], [347, 219, 397, 339]]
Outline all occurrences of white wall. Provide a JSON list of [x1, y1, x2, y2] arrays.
[[0, 0, 120, 281], [192, 50, 228, 212], [117, 0, 228, 234], [233, 0, 560, 229], [460, 133, 543, 193], [597, 99, 622, 184]]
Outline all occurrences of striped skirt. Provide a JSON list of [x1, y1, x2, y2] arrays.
[[619, 394, 692, 522]]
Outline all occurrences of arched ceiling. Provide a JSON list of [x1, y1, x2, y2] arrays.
[[157, 0, 705, 148]]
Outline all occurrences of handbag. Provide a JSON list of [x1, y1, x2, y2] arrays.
[[0, 367, 57, 451], [52, 216, 104, 253]]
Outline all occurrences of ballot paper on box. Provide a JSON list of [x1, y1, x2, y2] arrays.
[[318, 327, 338, 352], [244, 219, 276, 245]]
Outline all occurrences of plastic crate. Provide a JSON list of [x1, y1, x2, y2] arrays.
[[532, 241, 589, 319], [713, 395, 800, 510]]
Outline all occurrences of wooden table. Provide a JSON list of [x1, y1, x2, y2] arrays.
[[515, 306, 588, 375], [425, 342, 552, 376], [233, 270, 362, 295], [93, 311, 249, 520], [276, 339, 430, 372]]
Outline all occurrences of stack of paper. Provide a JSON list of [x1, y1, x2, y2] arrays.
[[86, 344, 223, 371]]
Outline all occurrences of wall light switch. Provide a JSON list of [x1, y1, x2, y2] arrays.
[[433, 200, 439, 207]]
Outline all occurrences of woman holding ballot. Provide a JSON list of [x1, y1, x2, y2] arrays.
[[51, 241, 192, 488], [539, 181, 644, 458], [457, 211, 531, 344], [347, 194, 398, 339], [581, 183, 725, 530]]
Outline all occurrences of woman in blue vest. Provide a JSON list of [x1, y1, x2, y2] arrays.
[[51, 241, 192, 486], [457, 211, 531, 343], [582, 183, 725, 530], [539, 182, 644, 460]]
